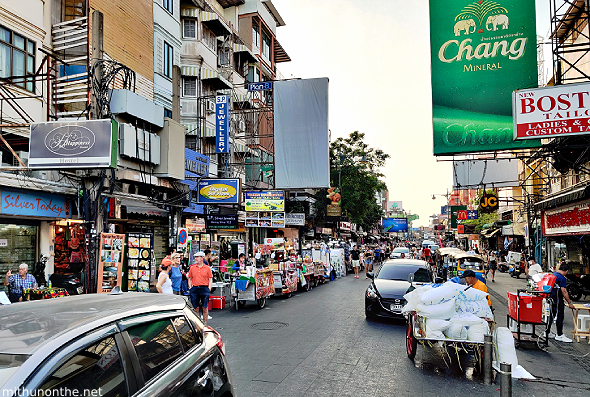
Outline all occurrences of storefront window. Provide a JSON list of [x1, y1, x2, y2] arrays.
[[0, 224, 38, 292]]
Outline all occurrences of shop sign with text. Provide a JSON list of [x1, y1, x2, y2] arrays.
[[543, 199, 590, 236], [513, 82, 590, 140], [197, 179, 240, 204], [215, 95, 229, 153], [206, 214, 238, 230], [186, 218, 206, 233], [430, 0, 541, 154], [327, 204, 341, 217], [1, 189, 70, 218], [29, 119, 118, 168], [245, 191, 284, 212], [285, 213, 305, 226]]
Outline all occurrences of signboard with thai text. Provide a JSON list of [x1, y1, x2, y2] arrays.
[[244, 191, 285, 212], [543, 199, 590, 236]]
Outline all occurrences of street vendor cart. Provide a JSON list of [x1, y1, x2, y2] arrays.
[[297, 261, 315, 291], [231, 268, 275, 309], [271, 262, 298, 298]]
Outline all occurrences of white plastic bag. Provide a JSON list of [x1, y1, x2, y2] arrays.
[[450, 312, 484, 326], [444, 323, 467, 339], [457, 287, 489, 302], [494, 327, 518, 368], [466, 318, 488, 342], [456, 300, 494, 319], [415, 298, 457, 320], [426, 318, 452, 332], [420, 285, 458, 305]]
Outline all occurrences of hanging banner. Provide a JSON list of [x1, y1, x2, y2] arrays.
[[430, 0, 541, 155], [215, 95, 229, 153]]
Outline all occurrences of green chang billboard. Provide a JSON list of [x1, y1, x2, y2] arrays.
[[430, 0, 542, 155]]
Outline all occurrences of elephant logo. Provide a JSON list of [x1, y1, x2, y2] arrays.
[[486, 14, 509, 31], [454, 19, 476, 36], [453, 1, 508, 34]]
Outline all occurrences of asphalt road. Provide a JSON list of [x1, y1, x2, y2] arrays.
[[206, 265, 590, 397]]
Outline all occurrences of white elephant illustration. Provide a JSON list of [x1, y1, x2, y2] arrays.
[[454, 19, 476, 36], [486, 14, 509, 31]]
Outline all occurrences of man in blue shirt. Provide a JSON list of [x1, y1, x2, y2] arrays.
[[3, 263, 38, 302], [547, 262, 575, 342]]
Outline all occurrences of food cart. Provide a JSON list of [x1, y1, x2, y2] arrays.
[[271, 261, 298, 298], [297, 260, 316, 291], [231, 267, 275, 309]]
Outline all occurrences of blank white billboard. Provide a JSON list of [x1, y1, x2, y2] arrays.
[[453, 159, 519, 190], [274, 78, 330, 189]]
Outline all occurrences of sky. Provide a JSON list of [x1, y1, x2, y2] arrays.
[[272, 0, 551, 227]]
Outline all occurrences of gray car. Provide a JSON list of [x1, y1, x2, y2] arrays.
[[0, 292, 234, 397]]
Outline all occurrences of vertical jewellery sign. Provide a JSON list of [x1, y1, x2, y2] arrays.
[[216, 95, 230, 154], [429, 0, 541, 155]]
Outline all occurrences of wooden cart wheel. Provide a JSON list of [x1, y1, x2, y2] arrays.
[[406, 316, 417, 360], [257, 297, 267, 309]]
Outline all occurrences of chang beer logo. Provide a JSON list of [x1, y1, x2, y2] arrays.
[[439, 1, 526, 66]]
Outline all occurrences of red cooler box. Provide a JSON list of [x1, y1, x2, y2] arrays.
[[507, 292, 543, 323], [208, 296, 226, 310]]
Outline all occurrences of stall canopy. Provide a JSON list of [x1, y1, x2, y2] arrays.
[[120, 198, 168, 218], [481, 228, 501, 238]]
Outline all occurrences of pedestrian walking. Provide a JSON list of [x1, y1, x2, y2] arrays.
[[351, 245, 360, 278], [188, 251, 214, 324], [169, 252, 184, 295], [156, 259, 174, 294], [546, 262, 575, 342], [487, 251, 497, 282]]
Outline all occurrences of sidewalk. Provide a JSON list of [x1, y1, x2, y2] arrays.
[[486, 271, 590, 393]]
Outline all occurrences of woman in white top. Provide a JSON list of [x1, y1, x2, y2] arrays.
[[157, 258, 173, 294]]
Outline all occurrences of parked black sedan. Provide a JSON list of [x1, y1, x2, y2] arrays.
[[0, 292, 234, 397], [365, 259, 433, 319]]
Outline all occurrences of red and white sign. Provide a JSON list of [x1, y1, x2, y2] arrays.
[[542, 199, 590, 236], [339, 222, 352, 231], [513, 82, 590, 140]]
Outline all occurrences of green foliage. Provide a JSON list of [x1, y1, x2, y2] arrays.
[[463, 212, 499, 233], [322, 131, 390, 231]]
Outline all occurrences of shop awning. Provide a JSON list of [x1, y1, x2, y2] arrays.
[[535, 185, 590, 211], [120, 198, 168, 218], [181, 7, 199, 17], [201, 65, 233, 90], [273, 37, 291, 63], [183, 123, 215, 137], [181, 66, 199, 77], [200, 11, 231, 36], [233, 43, 257, 62]]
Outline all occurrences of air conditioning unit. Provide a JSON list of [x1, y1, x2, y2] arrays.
[[206, 100, 215, 113]]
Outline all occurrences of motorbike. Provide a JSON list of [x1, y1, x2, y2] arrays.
[[566, 274, 590, 301], [497, 262, 510, 273], [49, 273, 84, 295], [509, 261, 524, 278]]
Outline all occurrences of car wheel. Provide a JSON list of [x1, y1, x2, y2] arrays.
[[257, 297, 266, 309], [568, 284, 582, 301], [406, 316, 417, 360]]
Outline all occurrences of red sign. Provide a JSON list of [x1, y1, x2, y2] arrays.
[[456, 210, 468, 220], [458, 224, 465, 234], [543, 199, 590, 236]]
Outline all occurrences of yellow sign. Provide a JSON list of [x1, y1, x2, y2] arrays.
[[199, 184, 238, 201]]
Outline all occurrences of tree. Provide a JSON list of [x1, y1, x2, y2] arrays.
[[314, 132, 389, 231], [462, 189, 499, 233]]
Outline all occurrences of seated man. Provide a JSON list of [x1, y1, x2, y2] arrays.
[[461, 269, 491, 307]]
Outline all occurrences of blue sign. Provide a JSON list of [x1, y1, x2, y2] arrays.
[[215, 95, 229, 153], [183, 200, 205, 214], [248, 81, 273, 92], [197, 179, 240, 204], [1, 189, 69, 218], [441, 205, 449, 215], [467, 210, 478, 220], [182, 148, 210, 190], [382, 218, 408, 233]]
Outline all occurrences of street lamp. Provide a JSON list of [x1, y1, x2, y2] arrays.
[[432, 190, 452, 243]]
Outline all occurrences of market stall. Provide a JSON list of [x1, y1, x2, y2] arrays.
[[271, 261, 298, 297]]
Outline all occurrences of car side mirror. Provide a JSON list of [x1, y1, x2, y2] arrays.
[[407, 273, 414, 283]]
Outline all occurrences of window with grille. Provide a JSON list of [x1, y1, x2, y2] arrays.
[[0, 25, 35, 92], [63, 0, 86, 21], [184, 77, 197, 97], [183, 19, 196, 38]]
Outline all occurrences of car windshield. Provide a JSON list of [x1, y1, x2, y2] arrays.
[[393, 248, 409, 253], [0, 353, 29, 387], [462, 261, 483, 271], [377, 265, 430, 282]]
